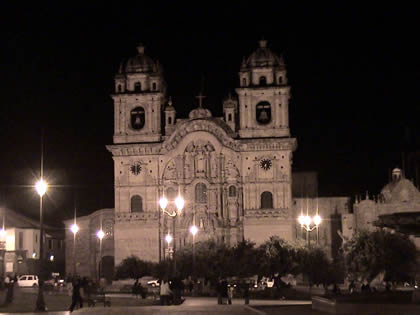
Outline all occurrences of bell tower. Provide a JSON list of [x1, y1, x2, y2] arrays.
[[235, 40, 290, 138], [112, 43, 166, 143]]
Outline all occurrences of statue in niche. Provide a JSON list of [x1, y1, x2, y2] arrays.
[[164, 159, 177, 180], [225, 159, 239, 179]]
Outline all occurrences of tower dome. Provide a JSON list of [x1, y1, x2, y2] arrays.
[[124, 43, 160, 73], [242, 40, 285, 69]]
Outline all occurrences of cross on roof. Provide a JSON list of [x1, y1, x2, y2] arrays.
[[196, 92, 206, 108]]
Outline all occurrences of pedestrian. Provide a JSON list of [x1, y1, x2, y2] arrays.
[[227, 284, 234, 305], [4, 274, 13, 304], [132, 278, 140, 298], [160, 277, 172, 306], [69, 277, 84, 313], [348, 280, 355, 294], [220, 278, 228, 304]]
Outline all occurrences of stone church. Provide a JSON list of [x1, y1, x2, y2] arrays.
[[106, 40, 298, 265]]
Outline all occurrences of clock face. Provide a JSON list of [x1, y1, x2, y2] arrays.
[[260, 159, 272, 171], [130, 163, 142, 175]]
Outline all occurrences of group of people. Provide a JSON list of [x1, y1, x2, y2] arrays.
[[2, 274, 18, 304], [132, 278, 146, 299], [216, 279, 250, 305], [68, 276, 100, 313], [159, 276, 185, 306]]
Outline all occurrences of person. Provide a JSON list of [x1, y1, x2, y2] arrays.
[[242, 282, 250, 305], [227, 284, 234, 305], [348, 280, 356, 294], [69, 277, 84, 313], [221, 279, 228, 305], [4, 275, 13, 304], [332, 283, 341, 295], [132, 278, 140, 298], [160, 277, 172, 306]]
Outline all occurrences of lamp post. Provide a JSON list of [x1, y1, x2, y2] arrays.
[[159, 190, 184, 274], [298, 214, 322, 246], [35, 179, 48, 311], [96, 230, 105, 282], [189, 225, 198, 280], [70, 223, 79, 275]]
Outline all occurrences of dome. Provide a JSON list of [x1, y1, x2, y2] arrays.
[[189, 107, 212, 119], [124, 44, 159, 73], [164, 98, 176, 112], [381, 170, 420, 203], [242, 40, 284, 69]]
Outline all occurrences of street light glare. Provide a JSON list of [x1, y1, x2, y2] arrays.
[[35, 179, 48, 197], [165, 234, 173, 244], [175, 196, 185, 211], [189, 225, 198, 236], [159, 197, 168, 210], [70, 224, 79, 234], [313, 214, 322, 226], [304, 215, 312, 226], [0, 229, 6, 237], [97, 230, 105, 240], [298, 215, 305, 226]]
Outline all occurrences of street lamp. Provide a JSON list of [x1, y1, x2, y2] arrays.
[[189, 225, 198, 281], [35, 179, 48, 311], [298, 214, 322, 246], [97, 230, 105, 282], [159, 190, 184, 273], [70, 223, 79, 275]]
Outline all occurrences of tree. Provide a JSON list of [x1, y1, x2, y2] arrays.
[[115, 255, 155, 279], [258, 236, 296, 279], [297, 246, 331, 287], [343, 229, 417, 284]]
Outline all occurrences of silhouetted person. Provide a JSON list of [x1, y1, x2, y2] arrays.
[[221, 279, 228, 304], [160, 278, 172, 306], [69, 278, 83, 313], [348, 280, 356, 294]]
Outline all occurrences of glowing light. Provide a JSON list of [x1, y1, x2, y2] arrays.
[[159, 197, 168, 210], [35, 179, 48, 197], [165, 234, 173, 244], [298, 215, 305, 226], [174, 196, 185, 211], [189, 225, 198, 236], [70, 224, 79, 234], [313, 215, 322, 226], [49, 255, 54, 261], [96, 230, 105, 240], [0, 229, 6, 237]]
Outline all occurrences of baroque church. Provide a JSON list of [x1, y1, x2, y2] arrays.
[[106, 40, 298, 265]]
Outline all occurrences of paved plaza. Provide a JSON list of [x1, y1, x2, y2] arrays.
[[0, 287, 320, 314]]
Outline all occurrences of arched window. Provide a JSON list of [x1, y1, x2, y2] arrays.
[[278, 76, 283, 84], [256, 101, 271, 125], [228, 185, 236, 197], [259, 76, 267, 86], [152, 82, 157, 91], [131, 195, 143, 212], [261, 191, 273, 209], [117, 84, 122, 93], [134, 82, 141, 92], [228, 113, 232, 122], [166, 187, 176, 201], [168, 117, 172, 125], [242, 78, 247, 86], [131, 107, 145, 130], [195, 183, 207, 203]]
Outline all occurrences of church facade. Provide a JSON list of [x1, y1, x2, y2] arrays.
[[106, 41, 297, 265]]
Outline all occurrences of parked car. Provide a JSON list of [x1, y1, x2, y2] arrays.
[[17, 275, 39, 287], [147, 279, 160, 287]]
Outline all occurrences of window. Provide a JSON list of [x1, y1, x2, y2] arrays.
[[228, 185, 236, 197], [58, 240, 63, 249], [131, 107, 145, 130], [19, 232, 23, 250], [152, 82, 157, 90], [242, 78, 247, 86], [228, 113, 232, 122], [261, 191, 273, 209], [134, 82, 141, 92], [256, 101, 271, 124], [195, 183, 207, 203], [259, 76, 267, 86], [48, 239, 53, 250], [168, 117, 172, 125], [117, 84, 122, 93], [131, 195, 143, 212], [278, 76, 283, 84]]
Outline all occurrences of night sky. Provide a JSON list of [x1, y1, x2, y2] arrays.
[[1, 3, 419, 225]]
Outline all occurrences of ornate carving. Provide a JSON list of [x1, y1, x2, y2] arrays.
[[245, 208, 289, 219], [115, 212, 159, 222]]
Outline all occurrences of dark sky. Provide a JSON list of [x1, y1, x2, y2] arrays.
[[1, 3, 419, 224]]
